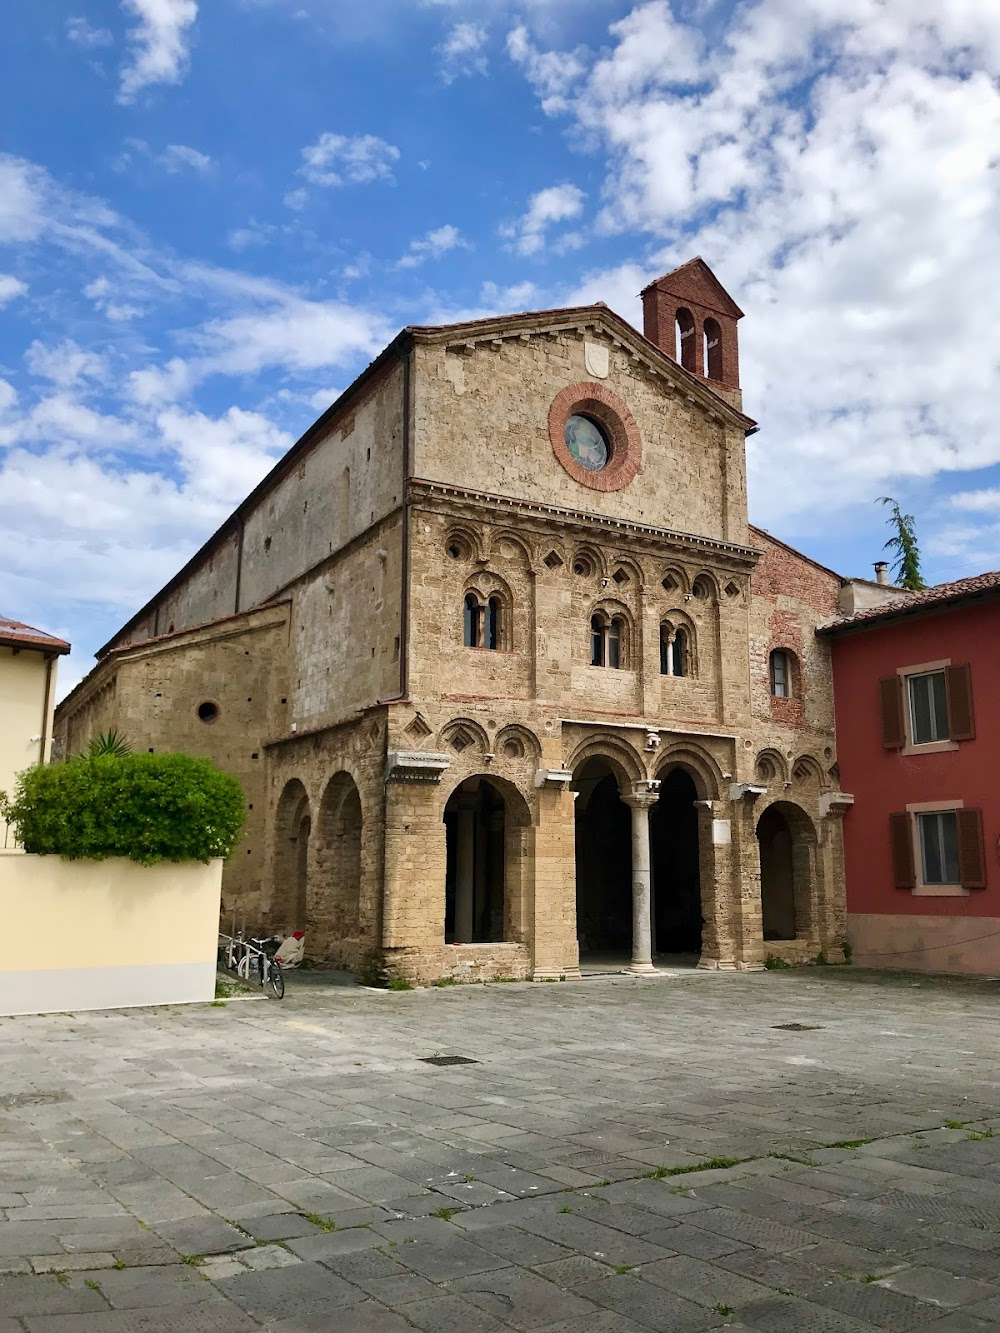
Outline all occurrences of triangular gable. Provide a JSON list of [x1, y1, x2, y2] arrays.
[[642, 257, 745, 320]]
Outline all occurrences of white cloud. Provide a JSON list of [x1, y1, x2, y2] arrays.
[[83, 276, 143, 322], [158, 143, 214, 173], [950, 489, 1000, 514], [397, 224, 469, 269], [510, 1, 1000, 546], [283, 187, 309, 212], [502, 183, 585, 255], [66, 17, 114, 48], [155, 406, 292, 504], [192, 298, 392, 378], [119, 0, 198, 103], [0, 275, 27, 307], [25, 340, 107, 388], [438, 22, 488, 82], [427, 279, 540, 325], [227, 220, 278, 250], [298, 133, 400, 187]]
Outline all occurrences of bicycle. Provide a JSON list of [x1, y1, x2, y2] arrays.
[[241, 936, 285, 999]]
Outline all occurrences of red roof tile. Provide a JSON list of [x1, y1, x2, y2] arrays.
[[820, 570, 1000, 634], [0, 616, 71, 654]]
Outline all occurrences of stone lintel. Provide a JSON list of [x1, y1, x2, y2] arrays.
[[819, 791, 855, 818], [385, 751, 451, 784]]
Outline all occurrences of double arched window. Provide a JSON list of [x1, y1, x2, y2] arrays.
[[590, 612, 627, 669], [464, 593, 501, 650], [675, 307, 725, 382], [659, 623, 690, 677]]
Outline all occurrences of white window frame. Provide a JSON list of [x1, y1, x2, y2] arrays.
[[897, 659, 959, 757], [906, 799, 968, 897]]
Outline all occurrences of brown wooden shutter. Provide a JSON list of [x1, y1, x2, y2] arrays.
[[889, 813, 915, 888], [957, 808, 987, 888], [945, 663, 975, 741], [880, 677, 905, 748]]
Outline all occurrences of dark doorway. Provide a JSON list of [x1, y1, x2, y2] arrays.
[[758, 805, 796, 940], [444, 779, 507, 943], [651, 768, 702, 954], [574, 758, 631, 957]]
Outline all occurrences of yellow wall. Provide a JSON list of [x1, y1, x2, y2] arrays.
[[0, 855, 222, 970], [0, 645, 57, 798], [0, 854, 223, 1014]]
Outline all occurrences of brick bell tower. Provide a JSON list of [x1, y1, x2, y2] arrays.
[[641, 257, 744, 408]]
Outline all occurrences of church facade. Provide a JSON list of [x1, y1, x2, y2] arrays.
[[55, 260, 856, 983]]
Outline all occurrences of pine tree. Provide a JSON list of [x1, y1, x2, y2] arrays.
[[877, 497, 926, 591]]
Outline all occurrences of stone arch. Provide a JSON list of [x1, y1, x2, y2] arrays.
[[691, 571, 720, 603], [791, 754, 825, 788], [489, 530, 533, 569], [442, 772, 533, 947], [571, 543, 606, 580], [756, 800, 818, 943], [755, 747, 788, 785], [661, 565, 691, 595], [654, 746, 722, 802], [566, 734, 646, 790], [273, 778, 311, 932], [313, 770, 363, 961], [607, 556, 643, 591], [440, 716, 491, 757], [494, 723, 542, 766], [444, 524, 482, 563]]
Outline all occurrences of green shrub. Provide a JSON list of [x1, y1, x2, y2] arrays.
[[1, 752, 245, 865], [763, 953, 791, 970]]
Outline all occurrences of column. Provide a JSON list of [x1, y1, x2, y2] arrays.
[[455, 799, 476, 944], [623, 789, 658, 975]]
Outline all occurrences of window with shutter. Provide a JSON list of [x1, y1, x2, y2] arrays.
[[880, 677, 905, 748], [889, 812, 915, 888], [945, 663, 975, 741], [957, 808, 987, 888]]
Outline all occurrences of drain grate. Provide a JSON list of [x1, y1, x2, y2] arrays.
[[420, 1055, 479, 1067], [772, 1023, 824, 1031]]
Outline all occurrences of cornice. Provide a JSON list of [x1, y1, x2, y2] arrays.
[[406, 478, 760, 566]]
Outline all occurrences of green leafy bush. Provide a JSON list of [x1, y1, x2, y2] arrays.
[[1, 753, 245, 865]]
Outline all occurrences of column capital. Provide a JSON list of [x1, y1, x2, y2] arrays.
[[385, 751, 451, 783], [624, 780, 660, 808], [819, 790, 854, 819]]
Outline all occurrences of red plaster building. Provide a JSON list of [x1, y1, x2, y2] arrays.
[[822, 572, 1000, 974]]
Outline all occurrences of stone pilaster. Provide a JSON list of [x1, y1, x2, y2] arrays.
[[623, 783, 659, 975]]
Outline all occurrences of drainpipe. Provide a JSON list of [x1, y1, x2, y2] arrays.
[[38, 652, 56, 764]]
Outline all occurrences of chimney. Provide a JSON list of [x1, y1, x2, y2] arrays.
[[874, 561, 890, 586]]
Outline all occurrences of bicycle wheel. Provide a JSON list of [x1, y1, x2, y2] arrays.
[[237, 950, 252, 981], [269, 960, 284, 999]]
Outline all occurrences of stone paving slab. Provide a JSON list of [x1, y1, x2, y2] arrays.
[[4, 968, 1000, 1328]]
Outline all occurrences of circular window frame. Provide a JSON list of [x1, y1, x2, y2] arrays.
[[548, 381, 642, 492], [197, 701, 220, 724]]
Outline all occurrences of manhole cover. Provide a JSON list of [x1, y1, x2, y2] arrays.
[[420, 1055, 479, 1067], [0, 1091, 70, 1110], [772, 1023, 824, 1031]]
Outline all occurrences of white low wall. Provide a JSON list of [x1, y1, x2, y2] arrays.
[[0, 853, 223, 1015]]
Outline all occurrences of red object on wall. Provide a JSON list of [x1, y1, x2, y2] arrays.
[[828, 596, 1000, 922]]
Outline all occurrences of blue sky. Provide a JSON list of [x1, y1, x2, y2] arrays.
[[2, 0, 999, 693]]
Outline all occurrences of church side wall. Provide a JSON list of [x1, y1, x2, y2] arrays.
[[105, 360, 405, 653]]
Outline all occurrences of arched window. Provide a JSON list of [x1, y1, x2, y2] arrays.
[[464, 593, 482, 649], [770, 649, 794, 698], [464, 592, 503, 650], [704, 318, 722, 380], [608, 617, 622, 669], [660, 623, 690, 677], [590, 615, 604, 667], [486, 597, 500, 651], [590, 612, 627, 669], [676, 308, 696, 371]]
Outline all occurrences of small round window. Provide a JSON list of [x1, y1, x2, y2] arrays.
[[197, 701, 220, 724], [563, 415, 609, 472]]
